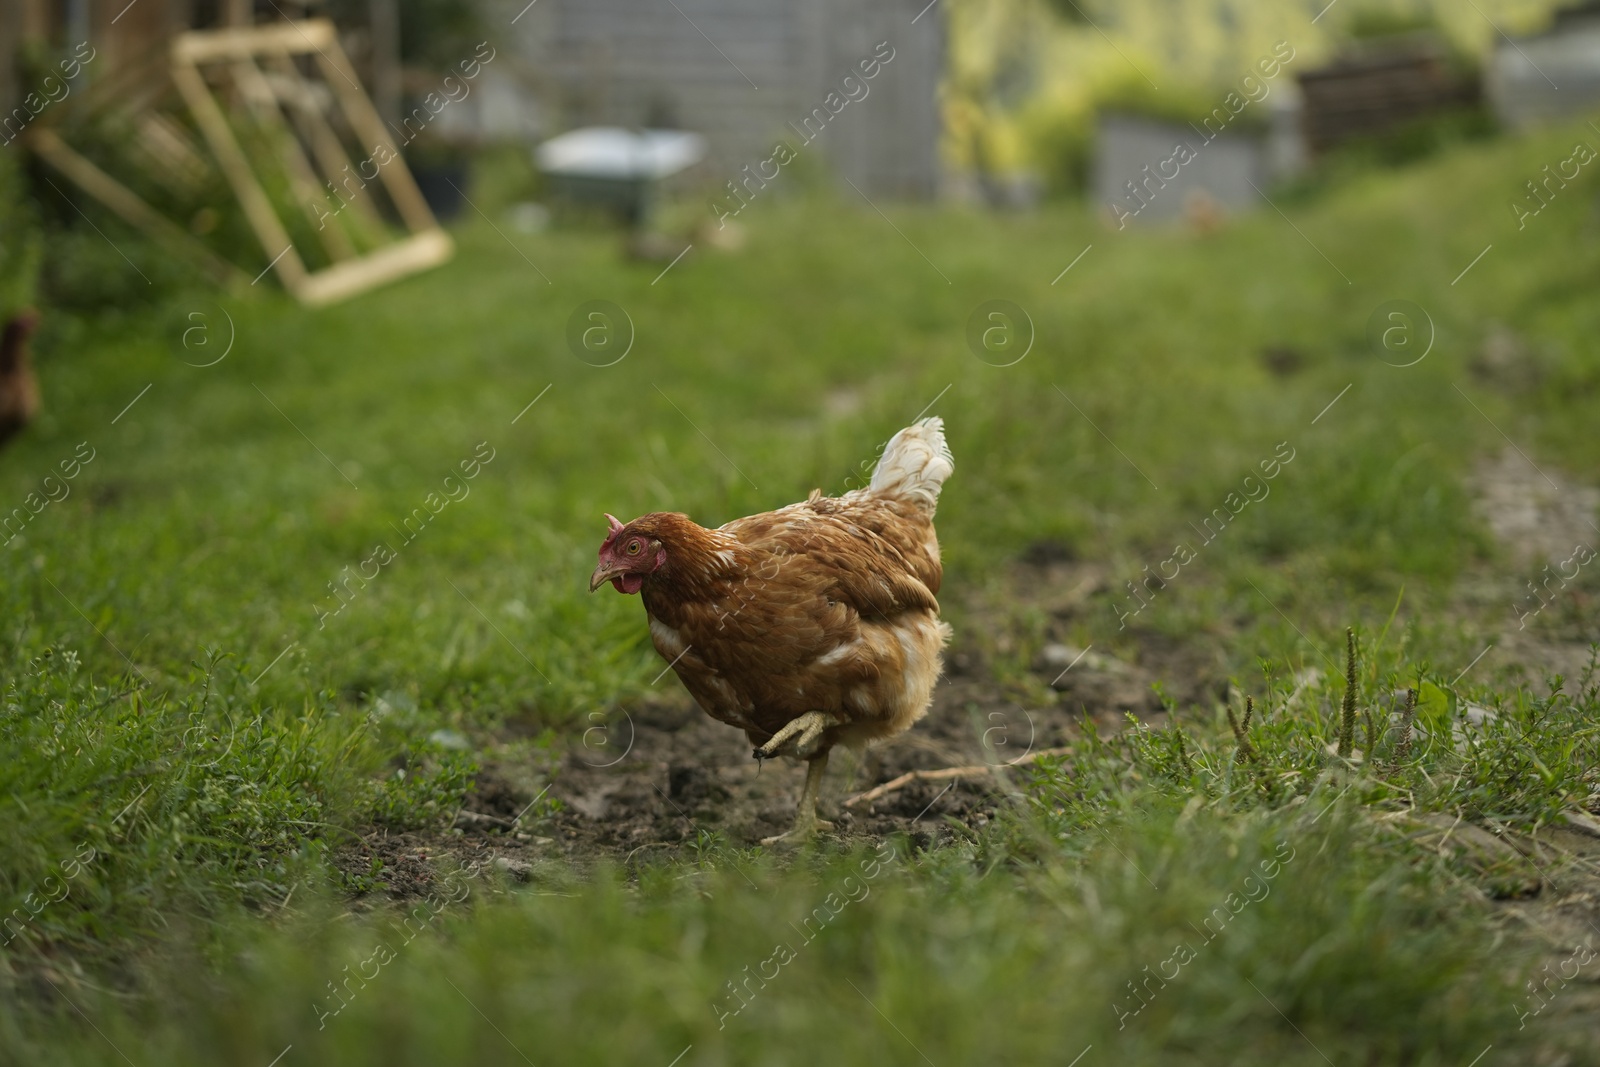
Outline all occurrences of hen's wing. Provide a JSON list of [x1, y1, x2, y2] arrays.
[[724, 497, 938, 616], [798, 492, 942, 596]]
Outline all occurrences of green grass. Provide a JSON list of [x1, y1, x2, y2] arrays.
[[0, 810, 1534, 1066], [3, 114, 1600, 1064]]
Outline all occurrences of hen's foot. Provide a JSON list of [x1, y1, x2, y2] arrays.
[[753, 711, 843, 761], [759, 812, 835, 847]]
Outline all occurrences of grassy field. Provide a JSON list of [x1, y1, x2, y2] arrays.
[[2, 112, 1599, 1065]]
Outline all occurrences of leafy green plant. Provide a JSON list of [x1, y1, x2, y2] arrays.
[[358, 741, 477, 831]]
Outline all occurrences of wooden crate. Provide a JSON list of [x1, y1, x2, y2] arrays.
[[1297, 38, 1478, 156]]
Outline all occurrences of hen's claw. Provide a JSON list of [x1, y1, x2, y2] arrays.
[[761, 813, 835, 847], [755, 711, 843, 761]]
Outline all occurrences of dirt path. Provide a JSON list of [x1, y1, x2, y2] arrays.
[[336, 552, 1224, 889], [1466, 447, 1599, 688]]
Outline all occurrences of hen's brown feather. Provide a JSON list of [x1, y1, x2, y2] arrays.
[[620, 420, 954, 756]]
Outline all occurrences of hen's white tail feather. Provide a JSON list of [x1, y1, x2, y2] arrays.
[[868, 417, 953, 513]]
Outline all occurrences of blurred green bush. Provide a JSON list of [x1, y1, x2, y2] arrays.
[[0, 151, 42, 318]]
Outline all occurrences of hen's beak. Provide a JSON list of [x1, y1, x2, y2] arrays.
[[589, 562, 622, 593]]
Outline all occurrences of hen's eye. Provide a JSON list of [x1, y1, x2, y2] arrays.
[[626, 540, 642, 555]]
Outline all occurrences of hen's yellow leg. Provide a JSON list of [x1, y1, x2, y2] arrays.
[[761, 751, 833, 846]]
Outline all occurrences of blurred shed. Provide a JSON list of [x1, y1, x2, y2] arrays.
[[507, 0, 944, 198]]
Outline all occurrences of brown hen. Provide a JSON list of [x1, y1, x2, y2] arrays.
[[590, 417, 954, 842], [0, 310, 41, 449]]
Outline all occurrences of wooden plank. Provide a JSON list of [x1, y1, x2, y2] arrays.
[[229, 54, 358, 263], [27, 128, 250, 289], [296, 228, 452, 307], [171, 54, 311, 294], [265, 49, 386, 240], [172, 20, 336, 64], [310, 33, 439, 233]]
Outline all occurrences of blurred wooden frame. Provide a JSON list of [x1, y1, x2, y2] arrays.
[[168, 19, 452, 306]]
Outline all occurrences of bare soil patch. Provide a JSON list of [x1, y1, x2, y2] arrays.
[[334, 549, 1226, 884], [1461, 448, 1599, 688]]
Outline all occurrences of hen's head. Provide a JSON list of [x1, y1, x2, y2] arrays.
[[590, 513, 668, 595]]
